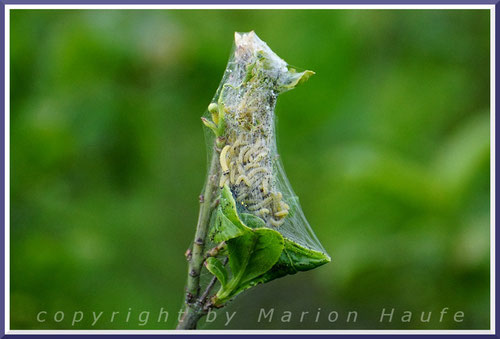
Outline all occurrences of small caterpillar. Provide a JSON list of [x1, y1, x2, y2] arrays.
[[270, 217, 285, 227], [236, 175, 252, 186], [274, 210, 288, 218], [244, 140, 260, 163], [261, 177, 269, 195], [247, 167, 267, 180], [247, 195, 273, 211], [253, 151, 268, 163], [219, 175, 229, 188], [238, 145, 250, 165], [229, 162, 237, 184], [244, 161, 260, 171]]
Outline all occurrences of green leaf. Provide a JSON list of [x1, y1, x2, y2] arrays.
[[238, 239, 331, 289], [224, 232, 252, 280], [209, 186, 247, 242], [282, 239, 331, 272], [244, 228, 284, 285], [205, 257, 228, 288], [230, 228, 284, 285], [278, 69, 315, 92], [211, 210, 245, 243], [240, 213, 266, 229], [219, 185, 245, 226], [216, 227, 284, 303]]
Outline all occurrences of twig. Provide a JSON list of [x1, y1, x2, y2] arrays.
[[184, 154, 218, 303], [176, 153, 219, 330]]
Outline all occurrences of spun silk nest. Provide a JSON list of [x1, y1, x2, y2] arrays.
[[201, 31, 330, 297]]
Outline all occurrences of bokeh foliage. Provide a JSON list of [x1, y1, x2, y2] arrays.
[[10, 9, 490, 329]]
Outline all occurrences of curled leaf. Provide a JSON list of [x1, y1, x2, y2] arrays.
[[205, 257, 228, 288], [278, 69, 315, 92]]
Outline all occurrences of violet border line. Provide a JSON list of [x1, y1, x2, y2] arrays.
[[1, 2, 4, 339], [0, 0, 499, 3], [0, 1, 497, 338]]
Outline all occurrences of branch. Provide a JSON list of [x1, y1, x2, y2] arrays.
[[176, 153, 218, 330], [186, 154, 218, 302]]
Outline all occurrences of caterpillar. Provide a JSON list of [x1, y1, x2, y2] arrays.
[[219, 145, 231, 175]]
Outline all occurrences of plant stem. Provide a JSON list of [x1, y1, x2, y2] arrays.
[[177, 257, 228, 330], [177, 305, 204, 330], [177, 152, 219, 330]]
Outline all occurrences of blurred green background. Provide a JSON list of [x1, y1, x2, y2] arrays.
[[10, 9, 490, 330]]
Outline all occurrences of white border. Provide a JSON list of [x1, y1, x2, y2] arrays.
[[3, 4, 496, 336]]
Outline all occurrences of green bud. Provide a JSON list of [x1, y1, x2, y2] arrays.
[[208, 103, 218, 114]]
